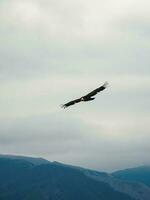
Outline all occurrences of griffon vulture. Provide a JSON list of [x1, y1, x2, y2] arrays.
[[61, 82, 108, 108]]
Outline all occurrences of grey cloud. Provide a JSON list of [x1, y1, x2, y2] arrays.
[[0, 112, 150, 171], [0, 0, 150, 81]]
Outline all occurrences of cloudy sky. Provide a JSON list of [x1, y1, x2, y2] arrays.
[[0, 0, 150, 171]]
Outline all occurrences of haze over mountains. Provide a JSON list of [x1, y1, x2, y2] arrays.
[[0, 155, 150, 200]]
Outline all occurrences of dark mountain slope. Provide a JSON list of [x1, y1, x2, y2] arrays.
[[112, 166, 150, 187], [0, 158, 33, 184], [0, 158, 134, 200]]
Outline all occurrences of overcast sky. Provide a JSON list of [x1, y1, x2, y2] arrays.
[[0, 0, 150, 172]]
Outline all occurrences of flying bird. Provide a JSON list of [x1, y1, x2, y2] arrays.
[[61, 82, 109, 108]]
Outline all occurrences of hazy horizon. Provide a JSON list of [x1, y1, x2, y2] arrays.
[[0, 0, 150, 172]]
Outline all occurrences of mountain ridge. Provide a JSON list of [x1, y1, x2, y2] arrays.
[[0, 155, 149, 200]]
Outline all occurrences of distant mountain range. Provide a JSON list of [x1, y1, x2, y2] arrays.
[[0, 154, 150, 200]]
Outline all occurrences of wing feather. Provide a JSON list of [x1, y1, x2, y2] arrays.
[[61, 98, 81, 108], [84, 82, 108, 98]]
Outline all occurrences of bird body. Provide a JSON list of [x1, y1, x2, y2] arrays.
[[82, 97, 95, 101], [61, 82, 108, 108]]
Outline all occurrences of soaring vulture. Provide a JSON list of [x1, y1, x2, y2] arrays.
[[61, 82, 108, 108]]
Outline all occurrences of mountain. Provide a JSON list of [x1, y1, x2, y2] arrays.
[[112, 166, 150, 187], [0, 154, 50, 165], [0, 155, 150, 200]]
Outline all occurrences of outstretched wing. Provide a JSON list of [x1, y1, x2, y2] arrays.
[[84, 82, 108, 98], [61, 98, 81, 108]]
